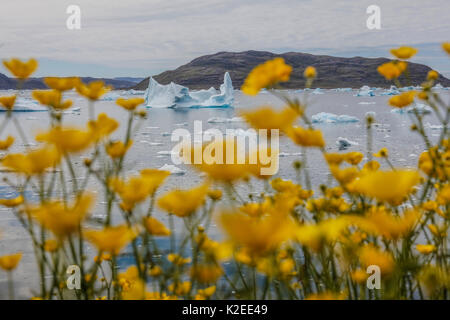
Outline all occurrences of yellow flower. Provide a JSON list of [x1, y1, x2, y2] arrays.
[[436, 184, 450, 205], [241, 58, 292, 95], [359, 245, 394, 276], [84, 225, 136, 255], [116, 98, 145, 111], [196, 286, 216, 300], [416, 244, 436, 255], [32, 90, 73, 110], [44, 77, 80, 91], [149, 265, 163, 277], [389, 91, 416, 108], [2, 146, 61, 176], [168, 281, 191, 296], [377, 61, 407, 80], [0, 195, 24, 207], [158, 183, 208, 217], [373, 147, 388, 158], [0, 95, 17, 110], [240, 106, 300, 132], [3, 58, 38, 79], [305, 291, 345, 300], [106, 140, 133, 159], [427, 70, 439, 81], [110, 169, 169, 210], [345, 152, 364, 165], [0, 253, 22, 271], [76, 81, 110, 100], [88, 113, 119, 141], [44, 239, 59, 252], [351, 269, 368, 284], [143, 217, 171, 236], [390, 46, 418, 59], [167, 253, 191, 265], [0, 136, 15, 150], [207, 189, 223, 201], [303, 66, 317, 79], [190, 264, 223, 283], [286, 126, 325, 148], [36, 126, 94, 153], [29, 193, 94, 238], [443, 42, 450, 55], [428, 224, 446, 238], [330, 165, 359, 185], [350, 170, 420, 205]]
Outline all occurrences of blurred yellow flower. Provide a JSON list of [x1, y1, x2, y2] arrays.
[[32, 90, 73, 110], [240, 106, 300, 132], [44, 77, 80, 91], [84, 225, 136, 255], [350, 170, 420, 205], [167, 253, 191, 265], [3, 58, 38, 79], [44, 239, 59, 252], [389, 91, 416, 108], [0, 253, 22, 271], [330, 165, 359, 185], [195, 286, 216, 300], [158, 183, 209, 217], [286, 126, 325, 148], [29, 193, 94, 238], [143, 217, 170, 236], [345, 152, 364, 165], [0, 195, 24, 207], [241, 58, 292, 95], [0, 95, 17, 110], [373, 147, 388, 158], [207, 189, 223, 201], [351, 269, 368, 284], [377, 61, 407, 80], [168, 281, 191, 296], [88, 113, 119, 140], [76, 81, 110, 100], [443, 42, 450, 54], [190, 264, 223, 283], [304, 66, 317, 79], [116, 98, 145, 111], [305, 291, 345, 300], [359, 245, 394, 276], [36, 126, 94, 153], [416, 244, 436, 255], [390, 46, 418, 59], [427, 70, 439, 81], [0, 136, 14, 150], [106, 140, 133, 159], [2, 146, 61, 176]]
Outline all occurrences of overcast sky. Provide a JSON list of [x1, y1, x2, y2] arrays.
[[0, 0, 449, 77]]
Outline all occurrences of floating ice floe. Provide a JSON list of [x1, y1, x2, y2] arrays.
[[355, 85, 375, 97], [144, 72, 234, 108], [207, 117, 244, 123], [0, 98, 47, 112], [334, 88, 353, 92], [101, 92, 123, 101], [358, 101, 376, 105], [311, 88, 324, 95], [336, 137, 359, 150], [312, 112, 359, 124], [390, 103, 432, 115], [159, 164, 185, 176], [123, 89, 145, 96], [161, 132, 171, 137], [380, 85, 400, 96]]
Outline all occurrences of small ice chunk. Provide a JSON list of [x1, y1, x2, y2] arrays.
[[159, 164, 185, 175], [312, 112, 359, 124], [161, 132, 171, 137], [336, 137, 358, 150]]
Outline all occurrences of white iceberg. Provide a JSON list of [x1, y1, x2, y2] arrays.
[[355, 85, 375, 97], [380, 85, 400, 96], [312, 112, 359, 124], [159, 164, 185, 176], [101, 92, 123, 101], [311, 88, 324, 95], [390, 103, 432, 115], [144, 72, 234, 108], [207, 116, 244, 123], [336, 137, 359, 150], [1, 98, 47, 112]]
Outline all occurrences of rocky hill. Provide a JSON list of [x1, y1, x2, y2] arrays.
[[133, 51, 450, 90]]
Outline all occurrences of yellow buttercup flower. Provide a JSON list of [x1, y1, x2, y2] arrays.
[[373, 147, 388, 158], [195, 286, 216, 300], [350, 170, 420, 205], [32, 90, 73, 110], [442, 42, 450, 55], [390, 46, 418, 59], [427, 70, 439, 81], [0, 136, 14, 150], [116, 98, 145, 111], [362, 160, 380, 172], [29, 193, 94, 238], [0, 195, 24, 207], [3, 58, 38, 79], [0, 95, 17, 110], [304, 66, 317, 79], [191, 265, 223, 284], [0, 253, 22, 271], [158, 183, 208, 217], [389, 91, 416, 108], [240, 106, 300, 132], [106, 140, 133, 159], [167, 253, 191, 265], [44, 77, 80, 91], [345, 152, 364, 165], [241, 58, 292, 95], [359, 245, 394, 276], [84, 225, 136, 255], [168, 281, 191, 296], [2, 146, 61, 176], [44, 239, 60, 252], [351, 269, 368, 284], [76, 81, 110, 100], [36, 126, 94, 153], [416, 244, 436, 255], [377, 61, 407, 80], [207, 189, 223, 201], [88, 113, 119, 141], [330, 165, 359, 185], [286, 126, 325, 148], [143, 217, 171, 236]]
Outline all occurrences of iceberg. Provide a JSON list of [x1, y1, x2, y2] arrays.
[[355, 85, 375, 97], [390, 103, 432, 115], [0, 98, 47, 112], [159, 164, 185, 176], [101, 92, 123, 101], [380, 85, 400, 96], [336, 137, 359, 150], [312, 112, 359, 124], [144, 72, 234, 108]]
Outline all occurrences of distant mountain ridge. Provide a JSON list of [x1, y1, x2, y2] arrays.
[[133, 51, 450, 90], [0, 74, 136, 90]]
